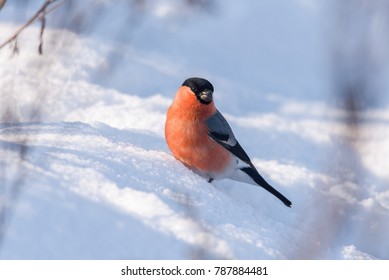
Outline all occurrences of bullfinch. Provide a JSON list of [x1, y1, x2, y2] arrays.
[[165, 77, 292, 207]]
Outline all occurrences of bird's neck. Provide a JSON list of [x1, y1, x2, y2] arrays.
[[173, 87, 216, 121]]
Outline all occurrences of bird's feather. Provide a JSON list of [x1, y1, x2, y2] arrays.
[[207, 110, 292, 207], [207, 110, 251, 164]]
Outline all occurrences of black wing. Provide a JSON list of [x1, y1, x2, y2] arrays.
[[206, 110, 251, 165], [206, 110, 292, 207]]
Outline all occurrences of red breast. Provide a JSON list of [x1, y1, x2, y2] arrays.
[[165, 86, 231, 175]]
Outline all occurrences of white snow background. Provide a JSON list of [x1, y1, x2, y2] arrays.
[[1, 0, 389, 259]]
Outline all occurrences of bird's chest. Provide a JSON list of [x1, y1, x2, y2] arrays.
[[167, 117, 231, 172], [173, 119, 210, 150]]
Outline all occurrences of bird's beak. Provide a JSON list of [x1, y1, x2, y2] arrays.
[[199, 90, 213, 103]]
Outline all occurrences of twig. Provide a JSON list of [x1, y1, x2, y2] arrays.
[[38, 8, 47, 55], [0, 0, 68, 50], [12, 39, 19, 54]]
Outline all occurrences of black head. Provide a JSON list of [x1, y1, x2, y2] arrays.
[[182, 77, 214, 105]]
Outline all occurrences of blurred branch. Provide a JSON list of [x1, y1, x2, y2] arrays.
[[293, 0, 389, 259], [0, 0, 68, 52], [0, 137, 29, 250], [0, 0, 6, 11], [0, 0, 62, 251]]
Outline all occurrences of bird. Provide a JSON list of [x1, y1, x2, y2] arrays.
[[165, 77, 292, 207]]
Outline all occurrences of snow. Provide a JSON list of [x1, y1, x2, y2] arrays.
[[1, 0, 389, 259], [342, 245, 378, 260]]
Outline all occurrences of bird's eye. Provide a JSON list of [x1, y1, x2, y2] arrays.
[[190, 86, 197, 93]]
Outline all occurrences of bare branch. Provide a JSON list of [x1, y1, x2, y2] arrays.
[[0, 0, 68, 50]]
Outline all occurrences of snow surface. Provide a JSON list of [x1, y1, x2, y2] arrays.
[[1, 0, 389, 259]]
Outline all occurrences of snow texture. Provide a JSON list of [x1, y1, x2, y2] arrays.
[[1, 0, 388, 259]]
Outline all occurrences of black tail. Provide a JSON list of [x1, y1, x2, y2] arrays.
[[241, 167, 292, 208]]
